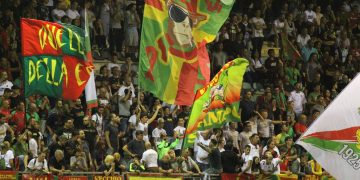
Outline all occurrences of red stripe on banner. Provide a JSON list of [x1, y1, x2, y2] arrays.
[[146, 0, 163, 11], [21, 18, 64, 57], [303, 126, 360, 142], [175, 62, 198, 105]]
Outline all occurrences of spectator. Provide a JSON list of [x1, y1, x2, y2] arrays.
[[51, 2, 67, 23], [0, 141, 14, 170], [49, 149, 67, 175], [250, 10, 266, 56], [0, 72, 13, 96], [70, 148, 88, 172], [99, 0, 112, 47], [157, 132, 179, 160], [152, 118, 166, 146], [180, 148, 201, 174], [240, 145, 253, 175], [221, 142, 240, 173], [260, 151, 283, 175], [97, 155, 115, 176], [66, 1, 80, 21], [123, 130, 145, 159], [288, 82, 307, 117], [141, 142, 158, 172], [27, 151, 49, 174], [105, 113, 121, 154]]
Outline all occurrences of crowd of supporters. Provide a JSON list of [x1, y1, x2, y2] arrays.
[[0, 0, 359, 179]]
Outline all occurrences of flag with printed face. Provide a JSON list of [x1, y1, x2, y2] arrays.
[[183, 58, 248, 148], [21, 18, 93, 100], [139, 0, 235, 105], [296, 74, 360, 179]]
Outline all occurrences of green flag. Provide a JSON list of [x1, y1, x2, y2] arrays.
[[183, 58, 248, 148]]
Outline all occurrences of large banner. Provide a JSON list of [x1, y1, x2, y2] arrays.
[[221, 173, 298, 180], [22, 174, 53, 180], [127, 174, 182, 180], [0, 171, 17, 180], [183, 58, 248, 148], [93, 176, 122, 180], [139, 0, 235, 105], [297, 74, 360, 179], [21, 18, 93, 100]]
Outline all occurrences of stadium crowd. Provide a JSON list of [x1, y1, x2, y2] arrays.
[[0, 0, 359, 179]]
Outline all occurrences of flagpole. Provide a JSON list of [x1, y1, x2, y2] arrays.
[[20, 18, 28, 135]]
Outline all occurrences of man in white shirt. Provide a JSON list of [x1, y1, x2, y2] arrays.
[[152, 118, 166, 146], [27, 152, 49, 173], [0, 141, 14, 170], [66, 1, 80, 20], [141, 142, 158, 172], [297, 28, 311, 49], [288, 82, 307, 117], [195, 131, 211, 171], [28, 131, 38, 158], [304, 4, 317, 23], [225, 122, 241, 152], [239, 121, 253, 150], [173, 118, 186, 156], [51, 2, 66, 23], [134, 106, 161, 142], [248, 134, 260, 158], [260, 151, 283, 175], [0, 72, 13, 96]]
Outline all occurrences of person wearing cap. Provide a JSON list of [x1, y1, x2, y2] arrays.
[[0, 141, 14, 170], [152, 118, 166, 146]]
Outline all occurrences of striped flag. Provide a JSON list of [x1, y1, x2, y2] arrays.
[[296, 74, 360, 179], [84, 8, 98, 109]]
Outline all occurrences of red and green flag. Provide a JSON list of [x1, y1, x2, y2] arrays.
[[139, 0, 235, 105], [297, 75, 360, 179], [183, 58, 248, 148], [21, 18, 93, 100], [281, 32, 302, 61]]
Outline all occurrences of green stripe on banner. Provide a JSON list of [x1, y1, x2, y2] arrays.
[[301, 137, 359, 154]]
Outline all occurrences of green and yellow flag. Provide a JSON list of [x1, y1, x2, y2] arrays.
[[183, 58, 248, 148], [139, 0, 235, 105]]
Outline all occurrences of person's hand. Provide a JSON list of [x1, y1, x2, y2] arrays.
[[131, 153, 137, 158], [156, 105, 162, 110]]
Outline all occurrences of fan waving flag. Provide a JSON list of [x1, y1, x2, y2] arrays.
[[139, 0, 235, 105], [281, 32, 302, 61], [21, 18, 93, 100], [296, 74, 360, 179], [183, 58, 248, 148]]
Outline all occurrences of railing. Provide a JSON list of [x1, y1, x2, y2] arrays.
[[0, 171, 219, 180], [0, 171, 337, 180]]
